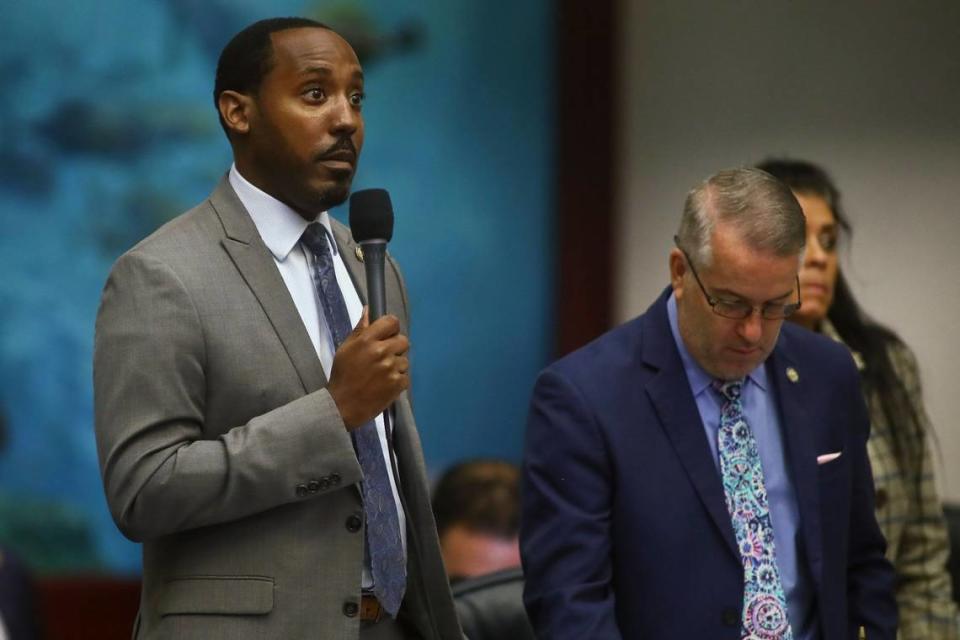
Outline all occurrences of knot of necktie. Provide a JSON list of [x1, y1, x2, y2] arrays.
[[300, 222, 330, 255], [712, 379, 743, 402]]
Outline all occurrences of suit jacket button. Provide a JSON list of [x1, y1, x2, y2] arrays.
[[722, 608, 739, 626], [295, 484, 308, 498], [330, 473, 341, 486], [346, 514, 363, 533], [875, 488, 888, 509], [320, 477, 331, 490], [307, 480, 320, 493], [343, 601, 359, 617]]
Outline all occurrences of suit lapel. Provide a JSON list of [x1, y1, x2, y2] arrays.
[[208, 177, 327, 394], [330, 218, 368, 305], [642, 291, 739, 560], [768, 339, 824, 589]]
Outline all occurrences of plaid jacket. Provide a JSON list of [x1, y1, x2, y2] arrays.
[[824, 320, 959, 639]]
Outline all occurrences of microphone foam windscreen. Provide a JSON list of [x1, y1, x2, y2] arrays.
[[349, 189, 394, 242]]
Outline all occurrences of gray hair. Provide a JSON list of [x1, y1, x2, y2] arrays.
[[676, 167, 805, 268]]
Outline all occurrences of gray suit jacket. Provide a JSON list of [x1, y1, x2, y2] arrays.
[[94, 178, 463, 640]]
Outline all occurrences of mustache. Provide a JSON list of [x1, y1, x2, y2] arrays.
[[316, 137, 357, 160]]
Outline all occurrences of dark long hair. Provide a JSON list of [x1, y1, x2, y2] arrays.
[[758, 159, 924, 472]]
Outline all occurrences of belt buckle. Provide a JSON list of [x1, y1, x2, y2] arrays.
[[360, 594, 383, 622]]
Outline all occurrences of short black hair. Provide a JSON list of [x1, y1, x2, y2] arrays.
[[432, 459, 520, 540], [213, 17, 330, 136]]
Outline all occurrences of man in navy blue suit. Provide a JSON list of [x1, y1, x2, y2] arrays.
[[521, 168, 897, 639]]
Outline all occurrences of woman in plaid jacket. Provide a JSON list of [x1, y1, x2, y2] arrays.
[[759, 158, 959, 639]]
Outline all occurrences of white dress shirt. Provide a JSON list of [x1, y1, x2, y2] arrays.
[[229, 165, 407, 589]]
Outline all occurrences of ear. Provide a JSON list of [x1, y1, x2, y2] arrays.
[[669, 249, 686, 299], [218, 90, 254, 136]]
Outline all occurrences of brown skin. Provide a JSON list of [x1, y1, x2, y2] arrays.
[[219, 27, 365, 217], [670, 222, 800, 381], [218, 27, 409, 430], [329, 309, 410, 429]]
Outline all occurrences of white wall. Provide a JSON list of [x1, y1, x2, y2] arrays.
[[616, 1, 960, 498]]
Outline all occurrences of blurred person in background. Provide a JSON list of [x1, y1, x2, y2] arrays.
[[0, 548, 40, 640], [0, 413, 41, 640], [760, 158, 960, 639], [434, 460, 534, 640], [432, 459, 521, 582]]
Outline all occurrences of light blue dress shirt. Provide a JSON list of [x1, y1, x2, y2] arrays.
[[667, 294, 818, 639]]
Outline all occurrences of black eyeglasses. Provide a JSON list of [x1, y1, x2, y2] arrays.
[[675, 237, 802, 320]]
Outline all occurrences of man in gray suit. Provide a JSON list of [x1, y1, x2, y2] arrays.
[[94, 17, 463, 640]]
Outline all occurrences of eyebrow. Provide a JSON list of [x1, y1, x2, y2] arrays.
[[298, 66, 364, 82], [298, 65, 332, 76]]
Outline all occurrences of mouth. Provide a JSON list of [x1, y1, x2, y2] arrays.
[[317, 159, 355, 173], [318, 149, 355, 168], [802, 283, 828, 296]]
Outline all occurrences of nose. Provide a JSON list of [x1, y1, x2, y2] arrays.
[[736, 310, 764, 344], [804, 233, 828, 267], [330, 94, 361, 135]]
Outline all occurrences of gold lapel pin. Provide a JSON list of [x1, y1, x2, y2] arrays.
[[786, 367, 799, 383], [355, 246, 364, 263]]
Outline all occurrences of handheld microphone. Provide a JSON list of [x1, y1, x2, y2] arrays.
[[349, 189, 394, 321]]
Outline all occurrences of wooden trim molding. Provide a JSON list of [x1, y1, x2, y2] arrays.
[[555, 0, 618, 356]]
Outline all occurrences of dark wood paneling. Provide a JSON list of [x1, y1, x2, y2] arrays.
[[555, 0, 618, 356], [37, 576, 139, 640]]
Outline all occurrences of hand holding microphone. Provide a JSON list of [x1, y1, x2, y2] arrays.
[[326, 189, 410, 429]]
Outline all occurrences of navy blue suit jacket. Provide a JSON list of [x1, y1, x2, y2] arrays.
[[521, 288, 897, 639]]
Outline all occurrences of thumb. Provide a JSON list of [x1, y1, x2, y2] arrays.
[[353, 306, 370, 333]]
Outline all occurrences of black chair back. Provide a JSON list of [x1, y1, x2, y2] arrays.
[[451, 567, 535, 640]]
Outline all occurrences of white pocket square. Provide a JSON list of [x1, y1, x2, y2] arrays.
[[816, 451, 842, 465]]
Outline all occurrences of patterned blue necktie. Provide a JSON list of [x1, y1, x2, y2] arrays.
[[713, 379, 793, 640], [301, 223, 406, 616]]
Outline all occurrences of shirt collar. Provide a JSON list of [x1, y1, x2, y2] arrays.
[[666, 292, 768, 395], [228, 164, 337, 261]]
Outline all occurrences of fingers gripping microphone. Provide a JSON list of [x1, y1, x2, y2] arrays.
[[349, 189, 394, 322]]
